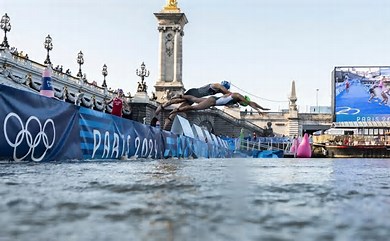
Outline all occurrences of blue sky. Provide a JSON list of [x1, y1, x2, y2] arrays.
[[2, 0, 390, 111]]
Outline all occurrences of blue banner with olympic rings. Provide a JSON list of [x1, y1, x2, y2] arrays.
[[0, 84, 81, 162], [0, 84, 232, 162]]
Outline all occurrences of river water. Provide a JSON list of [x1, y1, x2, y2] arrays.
[[1, 158, 389, 241]]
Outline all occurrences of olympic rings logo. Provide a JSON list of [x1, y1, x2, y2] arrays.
[[3, 112, 56, 162], [336, 106, 360, 115]]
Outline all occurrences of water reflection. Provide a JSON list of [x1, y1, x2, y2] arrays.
[[0, 158, 389, 241]]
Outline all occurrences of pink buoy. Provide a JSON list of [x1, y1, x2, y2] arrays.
[[40, 66, 54, 97], [296, 133, 312, 158]]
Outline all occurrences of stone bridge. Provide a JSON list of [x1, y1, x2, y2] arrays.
[[131, 104, 265, 138]]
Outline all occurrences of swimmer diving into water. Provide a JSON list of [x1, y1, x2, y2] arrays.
[[169, 92, 270, 116]]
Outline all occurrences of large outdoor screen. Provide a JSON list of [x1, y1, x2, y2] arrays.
[[333, 66, 390, 122]]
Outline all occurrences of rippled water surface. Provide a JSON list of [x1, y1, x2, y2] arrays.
[[1, 158, 390, 241]]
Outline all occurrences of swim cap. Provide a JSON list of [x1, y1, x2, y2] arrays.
[[221, 80, 231, 90], [240, 95, 250, 106]]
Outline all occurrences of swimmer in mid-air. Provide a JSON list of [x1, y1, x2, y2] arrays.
[[169, 92, 270, 116], [155, 80, 231, 115], [156, 81, 232, 129]]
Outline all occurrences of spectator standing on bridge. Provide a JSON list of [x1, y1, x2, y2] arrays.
[[105, 89, 130, 117], [252, 132, 257, 142]]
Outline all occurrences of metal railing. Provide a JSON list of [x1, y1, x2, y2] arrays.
[[236, 138, 292, 153]]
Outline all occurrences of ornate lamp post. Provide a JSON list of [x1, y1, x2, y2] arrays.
[[102, 64, 108, 87], [136, 62, 150, 92], [0, 13, 11, 48], [76, 51, 84, 78], [44, 34, 53, 65]]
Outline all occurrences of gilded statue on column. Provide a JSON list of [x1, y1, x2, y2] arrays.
[[168, 0, 177, 7], [164, 0, 179, 10]]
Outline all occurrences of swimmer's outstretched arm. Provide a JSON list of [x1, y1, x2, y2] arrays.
[[249, 101, 270, 111], [233, 93, 270, 111]]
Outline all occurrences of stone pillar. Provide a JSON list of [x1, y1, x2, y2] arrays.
[[154, 4, 188, 103], [288, 80, 300, 137]]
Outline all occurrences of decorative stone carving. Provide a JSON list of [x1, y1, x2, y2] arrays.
[[81, 95, 94, 108], [165, 32, 174, 57], [25, 73, 32, 86]]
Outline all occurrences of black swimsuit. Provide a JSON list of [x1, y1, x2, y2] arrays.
[[184, 84, 218, 98]]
